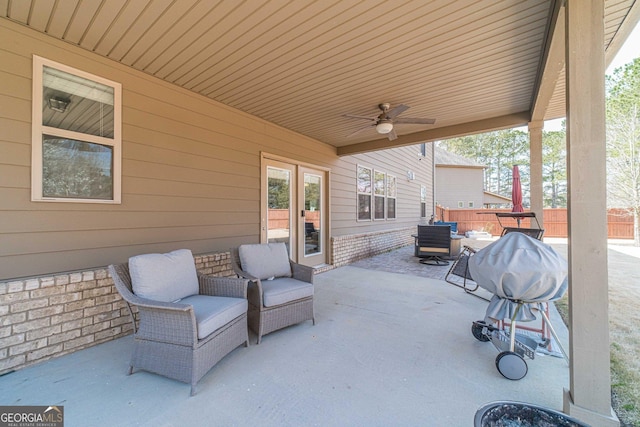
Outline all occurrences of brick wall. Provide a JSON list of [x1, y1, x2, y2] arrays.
[[331, 227, 414, 267], [1, 234, 413, 375], [0, 252, 234, 375]]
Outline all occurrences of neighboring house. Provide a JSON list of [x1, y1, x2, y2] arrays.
[[483, 191, 513, 209], [434, 148, 511, 210]]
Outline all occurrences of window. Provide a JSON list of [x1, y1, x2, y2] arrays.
[[373, 170, 385, 220], [468, 201, 475, 208], [420, 186, 427, 217], [357, 165, 372, 220], [32, 56, 122, 203], [357, 166, 396, 221], [387, 175, 397, 219], [458, 201, 464, 208]]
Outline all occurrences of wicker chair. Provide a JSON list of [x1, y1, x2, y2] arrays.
[[108, 249, 249, 396], [231, 243, 315, 344]]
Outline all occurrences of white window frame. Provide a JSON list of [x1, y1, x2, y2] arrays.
[[32, 55, 122, 204], [386, 174, 397, 220], [373, 170, 386, 221], [458, 201, 464, 208], [468, 201, 475, 208], [420, 185, 428, 218], [357, 165, 372, 221]]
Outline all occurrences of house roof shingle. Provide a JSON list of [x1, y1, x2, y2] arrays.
[[434, 147, 485, 168]]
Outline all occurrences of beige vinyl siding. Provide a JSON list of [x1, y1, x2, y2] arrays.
[[435, 166, 485, 210], [0, 19, 432, 280], [331, 146, 433, 236]]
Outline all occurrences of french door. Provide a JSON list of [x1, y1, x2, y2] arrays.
[[262, 156, 328, 267]]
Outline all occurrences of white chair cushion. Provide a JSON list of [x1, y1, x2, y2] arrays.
[[181, 295, 248, 339], [262, 277, 313, 307], [129, 249, 199, 302], [238, 243, 292, 280]]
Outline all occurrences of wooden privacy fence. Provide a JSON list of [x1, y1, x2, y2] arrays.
[[436, 207, 634, 239], [268, 209, 320, 229]]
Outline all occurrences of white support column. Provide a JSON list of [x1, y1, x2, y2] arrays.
[[563, 1, 619, 425], [528, 121, 544, 229]]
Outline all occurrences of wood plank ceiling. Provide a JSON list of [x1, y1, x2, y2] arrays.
[[1, 0, 638, 154]]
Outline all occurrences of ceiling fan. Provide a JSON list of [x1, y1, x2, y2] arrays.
[[343, 103, 436, 141]]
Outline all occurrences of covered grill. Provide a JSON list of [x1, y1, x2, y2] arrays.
[[468, 232, 569, 380]]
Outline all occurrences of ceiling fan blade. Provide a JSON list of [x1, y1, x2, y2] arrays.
[[385, 104, 410, 119], [394, 117, 436, 125], [347, 123, 376, 138], [343, 113, 376, 121], [387, 128, 398, 141]]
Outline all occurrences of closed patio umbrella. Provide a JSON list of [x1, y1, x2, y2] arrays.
[[511, 165, 524, 226]]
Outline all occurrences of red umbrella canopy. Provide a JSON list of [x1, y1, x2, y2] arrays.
[[511, 165, 524, 213]]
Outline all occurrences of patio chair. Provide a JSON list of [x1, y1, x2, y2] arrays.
[[305, 222, 318, 239], [495, 212, 544, 240], [231, 243, 315, 344], [444, 245, 491, 301], [416, 224, 452, 265], [501, 227, 545, 240], [108, 249, 249, 396], [434, 220, 458, 234]]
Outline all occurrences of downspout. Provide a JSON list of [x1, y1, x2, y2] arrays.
[[432, 142, 437, 219]]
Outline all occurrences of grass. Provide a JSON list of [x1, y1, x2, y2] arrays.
[[554, 288, 640, 427], [611, 342, 640, 426]]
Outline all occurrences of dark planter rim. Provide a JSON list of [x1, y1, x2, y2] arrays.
[[474, 400, 590, 427]]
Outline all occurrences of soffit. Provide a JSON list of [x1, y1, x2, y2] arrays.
[[1, 0, 637, 152]]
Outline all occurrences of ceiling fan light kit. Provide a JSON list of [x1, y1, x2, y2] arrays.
[[376, 121, 393, 134]]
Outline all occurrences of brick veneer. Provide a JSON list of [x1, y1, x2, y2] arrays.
[[1, 229, 413, 374], [331, 227, 414, 267], [0, 252, 234, 375]]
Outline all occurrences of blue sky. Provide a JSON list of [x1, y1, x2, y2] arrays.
[[606, 20, 640, 74]]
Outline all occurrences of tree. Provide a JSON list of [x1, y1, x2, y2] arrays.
[[438, 129, 530, 203], [606, 58, 640, 246], [42, 138, 113, 199], [268, 171, 290, 209], [542, 127, 567, 208]]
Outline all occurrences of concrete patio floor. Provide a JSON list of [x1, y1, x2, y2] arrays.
[[0, 254, 570, 427]]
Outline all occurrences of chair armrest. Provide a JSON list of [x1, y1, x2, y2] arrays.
[[198, 274, 248, 298], [291, 261, 314, 284], [230, 268, 264, 308], [121, 289, 191, 312], [108, 263, 199, 345], [231, 265, 263, 291], [232, 266, 259, 282], [135, 301, 198, 346]]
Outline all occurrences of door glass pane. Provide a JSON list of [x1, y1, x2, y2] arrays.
[[267, 167, 291, 251], [304, 173, 321, 256]]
